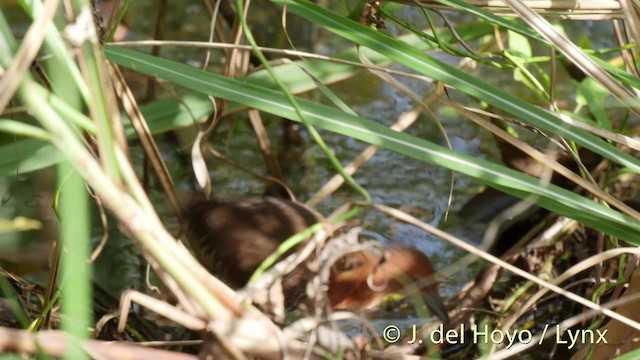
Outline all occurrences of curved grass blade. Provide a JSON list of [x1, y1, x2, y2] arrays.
[[271, 0, 640, 175], [106, 46, 640, 242], [0, 94, 212, 177]]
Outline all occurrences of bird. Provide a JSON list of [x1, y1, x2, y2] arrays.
[[329, 246, 448, 321], [185, 196, 450, 324]]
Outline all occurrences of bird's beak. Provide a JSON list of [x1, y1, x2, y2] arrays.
[[423, 291, 450, 328]]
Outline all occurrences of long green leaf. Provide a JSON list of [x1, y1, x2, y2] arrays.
[[58, 162, 91, 360], [270, 0, 640, 175], [432, 0, 640, 90], [0, 22, 494, 177], [0, 94, 213, 177], [105, 46, 640, 241]]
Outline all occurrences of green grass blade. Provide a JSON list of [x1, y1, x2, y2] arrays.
[[0, 94, 212, 177], [106, 46, 640, 241], [58, 162, 92, 360], [270, 0, 640, 174]]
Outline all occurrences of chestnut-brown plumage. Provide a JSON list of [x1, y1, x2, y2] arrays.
[[186, 197, 449, 324], [329, 246, 448, 324]]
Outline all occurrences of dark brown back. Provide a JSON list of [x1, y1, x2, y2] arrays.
[[185, 197, 324, 289]]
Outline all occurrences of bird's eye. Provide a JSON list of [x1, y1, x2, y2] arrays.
[[335, 253, 365, 271]]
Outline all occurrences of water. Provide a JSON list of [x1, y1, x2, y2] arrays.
[[2, 4, 620, 352]]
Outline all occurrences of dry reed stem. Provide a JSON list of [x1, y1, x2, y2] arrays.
[[368, 203, 640, 333], [392, 0, 625, 19]]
